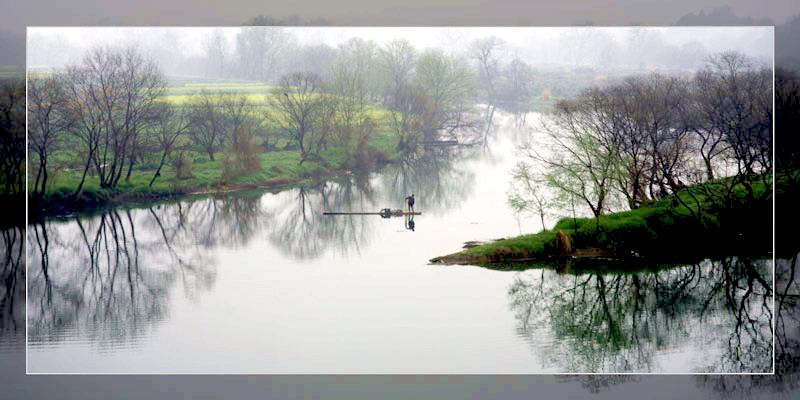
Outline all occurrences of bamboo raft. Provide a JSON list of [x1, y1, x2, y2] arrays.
[[324, 208, 421, 218]]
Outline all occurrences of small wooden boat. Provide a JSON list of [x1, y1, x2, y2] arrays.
[[324, 208, 422, 218]]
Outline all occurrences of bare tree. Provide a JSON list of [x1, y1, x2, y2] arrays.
[[288, 44, 337, 81], [379, 39, 417, 102], [269, 72, 327, 163], [63, 66, 102, 196], [469, 36, 505, 104], [64, 46, 166, 190], [623, 75, 694, 199], [28, 74, 74, 198], [691, 52, 773, 198], [203, 29, 229, 78], [146, 104, 192, 187], [219, 93, 261, 178], [0, 79, 25, 199], [570, 75, 695, 209], [187, 90, 226, 161], [497, 58, 534, 115], [219, 92, 253, 142], [388, 84, 430, 151], [335, 38, 381, 102], [235, 27, 288, 81]]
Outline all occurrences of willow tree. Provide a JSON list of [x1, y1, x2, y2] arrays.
[[413, 50, 476, 141], [525, 97, 621, 219], [328, 44, 380, 166], [508, 161, 551, 231]]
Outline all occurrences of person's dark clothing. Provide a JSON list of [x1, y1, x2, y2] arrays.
[[405, 195, 415, 212]]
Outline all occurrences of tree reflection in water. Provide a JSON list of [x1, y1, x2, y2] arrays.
[[381, 147, 478, 217], [0, 226, 23, 347], [508, 257, 773, 373], [265, 144, 482, 259], [26, 209, 217, 348], [23, 141, 487, 345], [697, 254, 799, 397], [268, 180, 377, 260]]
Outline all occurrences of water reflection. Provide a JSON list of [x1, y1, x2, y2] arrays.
[[16, 109, 787, 376], [23, 138, 484, 348], [404, 214, 416, 231], [27, 209, 217, 348], [0, 226, 23, 349], [696, 254, 799, 397], [508, 257, 773, 373], [381, 147, 478, 217], [268, 182, 377, 259]]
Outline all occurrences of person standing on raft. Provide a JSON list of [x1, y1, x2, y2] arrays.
[[405, 193, 415, 213]]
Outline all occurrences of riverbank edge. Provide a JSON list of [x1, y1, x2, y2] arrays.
[[27, 163, 370, 220], [431, 174, 792, 268]]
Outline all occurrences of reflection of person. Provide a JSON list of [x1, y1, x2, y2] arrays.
[[405, 214, 416, 232], [404, 193, 415, 213]]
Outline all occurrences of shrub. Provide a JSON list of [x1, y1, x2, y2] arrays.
[[174, 152, 193, 179]]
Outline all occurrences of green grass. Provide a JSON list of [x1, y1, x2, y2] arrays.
[[34, 118, 402, 216], [463, 230, 560, 260], [33, 78, 403, 201], [432, 174, 780, 268]]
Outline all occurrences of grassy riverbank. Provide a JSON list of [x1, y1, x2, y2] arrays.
[[30, 130, 402, 217], [28, 80, 409, 217], [431, 173, 789, 268]]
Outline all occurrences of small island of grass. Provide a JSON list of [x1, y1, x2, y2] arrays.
[[431, 174, 788, 269]]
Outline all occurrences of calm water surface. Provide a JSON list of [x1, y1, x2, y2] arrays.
[[22, 113, 773, 373]]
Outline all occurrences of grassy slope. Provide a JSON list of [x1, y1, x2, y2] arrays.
[[431, 174, 780, 267], [33, 81, 404, 215]]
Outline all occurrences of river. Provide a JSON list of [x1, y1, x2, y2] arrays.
[[17, 112, 774, 374]]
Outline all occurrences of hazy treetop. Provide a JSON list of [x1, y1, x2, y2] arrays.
[[27, 26, 773, 76]]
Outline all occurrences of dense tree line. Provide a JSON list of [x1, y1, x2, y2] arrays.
[[512, 51, 774, 224], [27, 32, 617, 210], [0, 78, 24, 214], [26, 37, 512, 205], [19, 34, 790, 224]]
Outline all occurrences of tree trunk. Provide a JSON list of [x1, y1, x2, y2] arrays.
[[149, 150, 169, 187], [703, 156, 715, 181], [39, 157, 48, 198], [539, 211, 546, 232], [125, 155, 135, 182], [33, 154, 44, 198], [74, 151, 94, 197]]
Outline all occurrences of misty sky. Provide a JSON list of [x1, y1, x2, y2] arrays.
[[6, 0, 799, 27], [3, 1, 797, 69], [26, 26, 773, 75]]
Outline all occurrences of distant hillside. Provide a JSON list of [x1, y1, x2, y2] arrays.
[[777, 15, 800, 69], [675, 6, 773, 26]]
